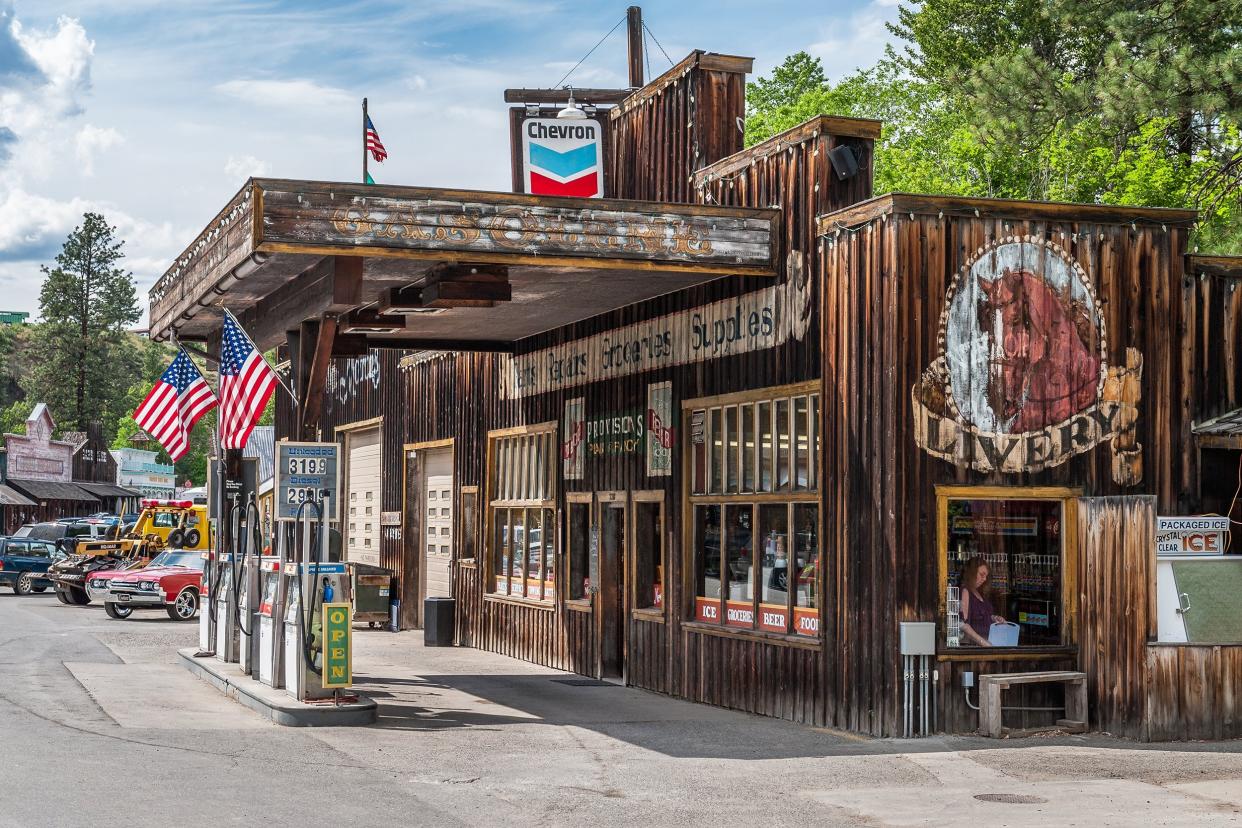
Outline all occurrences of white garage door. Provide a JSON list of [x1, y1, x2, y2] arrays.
[[423, 448, 453, 599], [346, 428, 381, 566]]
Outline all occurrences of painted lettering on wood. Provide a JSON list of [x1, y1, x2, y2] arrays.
[[912, 236, 1143, 483]]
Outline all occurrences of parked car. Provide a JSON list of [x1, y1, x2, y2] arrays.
[[14, 518, 119, 554], [103, 548, 205, 621], [0, 537, 63, 594]]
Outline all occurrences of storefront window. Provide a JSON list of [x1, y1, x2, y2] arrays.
[[943, 496, 1064, 648], [567, 500, 590, 600], [634, 500, 663, 609], [688, 386, 821, 638], [488, 428, 556, 602]]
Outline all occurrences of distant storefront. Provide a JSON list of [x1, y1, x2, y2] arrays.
[[2, 404, 101, 530], [112, 447, 175, 499]]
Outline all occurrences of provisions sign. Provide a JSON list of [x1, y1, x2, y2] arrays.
[[1157, 516, 1230, 556], [521, 117, 604, 198]]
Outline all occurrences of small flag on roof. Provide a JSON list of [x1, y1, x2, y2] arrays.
[[365, 115, 387, 163]]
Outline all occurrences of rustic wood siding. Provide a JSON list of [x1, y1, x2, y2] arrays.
[[819, 200, 1196, 736], [1188, 256, 1242, 424]]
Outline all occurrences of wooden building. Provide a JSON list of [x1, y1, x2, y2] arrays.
[[149, 44, 1242, 740]]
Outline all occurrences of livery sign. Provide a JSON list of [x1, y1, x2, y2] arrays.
[[521, 117, 605, 198], [912, 236, 1143, 484]]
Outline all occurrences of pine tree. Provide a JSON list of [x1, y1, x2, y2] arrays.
[[24, 213, 141, 436]]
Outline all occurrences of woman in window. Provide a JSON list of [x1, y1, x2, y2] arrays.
[[960, 556, 1005, 646]]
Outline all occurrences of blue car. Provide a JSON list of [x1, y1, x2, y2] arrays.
[[0, 537, 63, 595]]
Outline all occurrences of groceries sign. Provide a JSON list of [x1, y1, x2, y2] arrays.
[[521, 117, 604, 198]]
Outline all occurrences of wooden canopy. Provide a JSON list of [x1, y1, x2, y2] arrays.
[[149, 179, 781, 352]]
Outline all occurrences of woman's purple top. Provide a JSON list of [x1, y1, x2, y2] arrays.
[[963, 588, 993, 642]]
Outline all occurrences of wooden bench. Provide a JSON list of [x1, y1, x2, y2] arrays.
[[979, 671, 1088, 738]]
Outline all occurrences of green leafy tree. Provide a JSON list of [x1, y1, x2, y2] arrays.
[[24, 213, 142, 437]]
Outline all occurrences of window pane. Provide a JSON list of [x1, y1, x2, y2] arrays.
[[757, 503, 789, 633], [810, 394, 820, 491], [725, 405, 739, 494], [694, 504, 722, 623], [460, 490, 478, 560], [568, 502, 589, 600], [542, 508, 556, 601], [758, 401, 773, 492], [493, 508, 509, 594], [723, 504, 754, 628], [634, 501, 662, 609], [709, 408, 723, 494], [691, 410, 707, 495], [741, 402, 756, 493], [775, 398, 791, 491], [525, 508, 543, 600], [945, 499, 1062, 648], [794, 396, 810, 490], [510, 509, 527, 596], [792, 503, 819, 636]]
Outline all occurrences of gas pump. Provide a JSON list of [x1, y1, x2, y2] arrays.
[[283, 497, 353, 702], [257, 525, 288, 688], [235, 496, 263, 678], [214, 502, 242, 663]]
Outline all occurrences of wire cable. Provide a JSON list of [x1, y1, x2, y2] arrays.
[[642, 21, 674, 68], [553, 15, 626, 89]]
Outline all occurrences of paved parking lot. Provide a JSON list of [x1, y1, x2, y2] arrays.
[[1, 591, 1240, 827]]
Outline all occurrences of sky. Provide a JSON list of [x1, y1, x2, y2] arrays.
[[0, 0, 904, 324]]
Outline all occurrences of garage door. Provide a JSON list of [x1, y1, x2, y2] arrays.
[[346, 428, 381, 566], [423, 449, 453, 599]]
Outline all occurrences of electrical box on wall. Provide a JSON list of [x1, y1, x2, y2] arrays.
[[899, 621, 937, 656]]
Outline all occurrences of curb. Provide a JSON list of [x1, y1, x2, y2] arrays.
[[178, 648, 377, 727]]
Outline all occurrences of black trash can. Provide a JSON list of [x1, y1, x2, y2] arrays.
[[424, 596, 456, 646]]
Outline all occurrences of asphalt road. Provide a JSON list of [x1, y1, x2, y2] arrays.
[[1, 590, 1241, 827]]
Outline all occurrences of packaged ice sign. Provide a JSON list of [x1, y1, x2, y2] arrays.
[[522, 118, 604, 198], [1156, 516, 1230, 556]]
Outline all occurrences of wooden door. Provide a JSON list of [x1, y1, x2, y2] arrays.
[[596, 492, 627, 681]]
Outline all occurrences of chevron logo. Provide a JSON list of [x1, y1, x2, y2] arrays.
[[522, 117, 604, 199]]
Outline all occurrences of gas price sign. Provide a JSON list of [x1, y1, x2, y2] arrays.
[[275, 441, 340, 522]]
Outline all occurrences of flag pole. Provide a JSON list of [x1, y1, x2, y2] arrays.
[[220, 307, 300, 408], [362, 97, 369, 184]]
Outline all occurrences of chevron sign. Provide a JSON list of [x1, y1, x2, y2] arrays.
[[521, 117, 604, 198]]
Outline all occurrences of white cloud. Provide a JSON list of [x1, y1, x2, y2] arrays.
[[223, 154, 271, 180], [806, 1, 903, 81], [74, 124, 122, 175], [214, 78, 353, 110], [9, 13, 94, 120]]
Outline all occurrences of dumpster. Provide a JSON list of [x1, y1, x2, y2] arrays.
[[424, 596, 455, 646], [351, 563, 393, 628]]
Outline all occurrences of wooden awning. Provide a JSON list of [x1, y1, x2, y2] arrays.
[[149, 179, 781, 350]]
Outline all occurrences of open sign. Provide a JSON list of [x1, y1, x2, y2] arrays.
[[1157, 516, 1229, 556]]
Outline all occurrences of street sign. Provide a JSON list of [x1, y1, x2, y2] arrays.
[[275, 441, 340, 522], [521, 117, 605, 198], [1157, 516, 1230, 556], [321, 601, 352, 689]]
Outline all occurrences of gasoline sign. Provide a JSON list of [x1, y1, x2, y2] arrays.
[[521, 117, 604, 198], [275, 441, 340, 522], [1156, 516, 1230, 556]]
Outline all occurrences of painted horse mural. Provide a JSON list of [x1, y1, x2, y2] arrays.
[[975, 265, 1101, 433]]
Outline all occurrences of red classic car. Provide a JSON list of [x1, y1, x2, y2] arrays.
[[103, 549, 205, 621]]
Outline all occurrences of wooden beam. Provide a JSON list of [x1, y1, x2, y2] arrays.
[[503, 88, 630, 105], [339, 308, 406, 333], [300, 315, 338, 438], [627, 6, 644, 87], [367, 337, 516, 353], [422, 280, 512, 307], [331, 333, 370, 357], [237, 255, 366, 352]]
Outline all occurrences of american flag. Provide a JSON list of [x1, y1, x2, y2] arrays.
[[365, 114, 387, 162], [218, 313, 277, 450], [132, 350, 218, 462]]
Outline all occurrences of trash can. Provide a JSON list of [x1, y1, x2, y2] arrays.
[[424, 596, 455, 646], [350, 563, 393, 628]]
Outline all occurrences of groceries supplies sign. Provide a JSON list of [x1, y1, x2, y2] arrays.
[[522, 118, 604, 198]]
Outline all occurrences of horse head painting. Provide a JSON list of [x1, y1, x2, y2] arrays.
[[975, 265, 1102, 433]]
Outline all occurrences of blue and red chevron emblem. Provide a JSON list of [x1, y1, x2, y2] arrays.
[[522, 118, 604, 198]]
